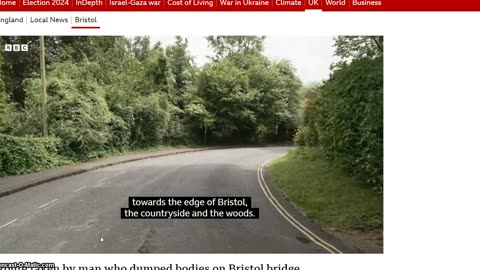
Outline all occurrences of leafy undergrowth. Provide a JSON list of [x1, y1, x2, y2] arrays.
[[268, 147, 383, 231], [0, 136, 193, 178]]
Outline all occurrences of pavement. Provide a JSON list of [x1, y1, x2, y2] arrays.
[[0, 147, 355, 253], [0, 148, 209, 198]]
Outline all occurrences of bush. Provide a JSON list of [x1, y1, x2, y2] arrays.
[[18, 62, 114, 159], [108, 114, 131, 150], [293, 128, 306, 146], [293, 126, 319, 146], [130, 93, 170, 147], [0, 134, 60, 177]]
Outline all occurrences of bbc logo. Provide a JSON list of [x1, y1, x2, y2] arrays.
[[4, 44, 28, 52]]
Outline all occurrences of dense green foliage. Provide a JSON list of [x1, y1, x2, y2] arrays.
[[0, 134, 60, 176], [295, 36, 383, 191], [206, 36, 266, 60], [17, 62, 114, 158], [0, 35, 383, 184], [0, 36, 303, 176], [331, 36, 383, 70], [0, 50, 14, 133], [198, 53, 301, 143]]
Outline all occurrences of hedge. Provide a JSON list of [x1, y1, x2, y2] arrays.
[[0, 134, 59, 177], [295, 57, 383, 192]]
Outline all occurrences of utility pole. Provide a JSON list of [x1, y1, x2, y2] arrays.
[[40, 36, 48, 137], [204, 120, 207, 146]]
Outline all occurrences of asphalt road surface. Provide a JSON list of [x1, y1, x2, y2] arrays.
[[0, 147, 347, 253]]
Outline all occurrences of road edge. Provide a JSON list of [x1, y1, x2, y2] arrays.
[[0, 147, 217, 198], [259, 159, 363, 254]]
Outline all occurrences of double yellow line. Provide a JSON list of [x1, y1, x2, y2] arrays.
[[257, 160, 343, 254]]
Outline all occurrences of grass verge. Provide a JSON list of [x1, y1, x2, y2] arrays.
[[268, 147, 383, 231]]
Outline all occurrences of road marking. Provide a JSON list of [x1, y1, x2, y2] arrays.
[[113, 171, 124, 176], [98, 171, 123, 183], [38, 198, 59, 209], [73, 186, 87, 193], [98, 177, 109, 182], [0, 219, 17, 230], [257, 160, 342, 254]]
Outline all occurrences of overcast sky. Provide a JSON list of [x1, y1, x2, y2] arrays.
[[151, 36, 335, 85]]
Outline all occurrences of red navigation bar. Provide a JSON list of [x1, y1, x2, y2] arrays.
[[0, 0, 479, 11], [321, 0, 480, 11]]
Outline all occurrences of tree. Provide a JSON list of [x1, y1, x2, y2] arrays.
[[166, 36, 196, 107], [184, 102, 213, 145], [0, 77, 14, 134], [1, 36, 42, 106], [16, 61, 114, 158], [0, 45, 15, 134], [206, 36, 266, 60], [129, 93, 170, 147], [1, 35, 306, 176], [131, 36, 152, 63], [146, 46, 175, 95], [197, 43, 303, 144], [0, 36, 124, 106], [272, 60, 303, 140], [332, 36, 383, 70], [198, 58, 255, 142]]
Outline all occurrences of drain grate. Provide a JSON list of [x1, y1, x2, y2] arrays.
[[296, 236, 311, 244]]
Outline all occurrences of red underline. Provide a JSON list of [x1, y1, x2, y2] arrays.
[[71, 26, 101, 29]]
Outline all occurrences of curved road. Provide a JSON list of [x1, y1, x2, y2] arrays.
[[0, 147, 348, 253]]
